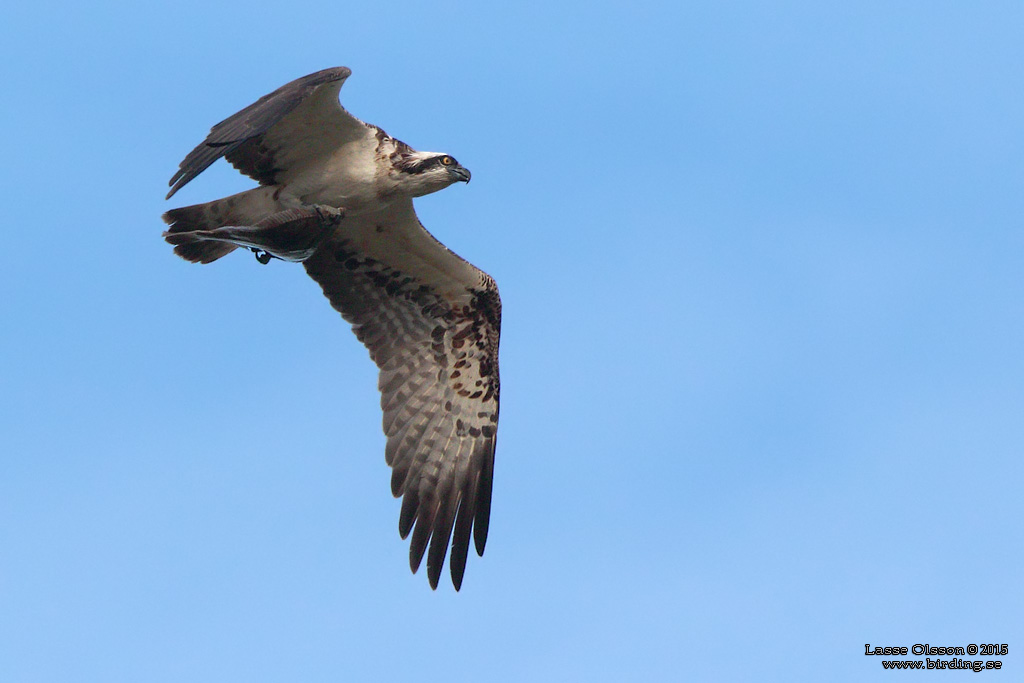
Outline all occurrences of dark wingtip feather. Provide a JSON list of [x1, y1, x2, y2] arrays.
[[426, 501, 457, 591], [409, 524, 429, 575], [473, 448, 496, 556], [165, 174, 185, 200], [398, 489, 419, 539], [390, 461, 410, 497], [408, 497, 441, 576], [449, 480, 478, 591], [449, 546, 468, 591], [473, 515, 489, 556]]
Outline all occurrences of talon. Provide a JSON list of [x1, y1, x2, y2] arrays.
[[249, 247, 272, 265], [313, 206, 344, 226]]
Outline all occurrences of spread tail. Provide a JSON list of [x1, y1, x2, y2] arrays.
[[162, 229, 240, 264], [162, 186, 284, 264], [163, 207, 342, 264]]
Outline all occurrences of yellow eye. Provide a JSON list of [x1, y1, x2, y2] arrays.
[[441, 156, 453, 166]]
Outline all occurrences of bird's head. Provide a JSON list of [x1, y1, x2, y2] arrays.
[[393, 152, 471, 197]]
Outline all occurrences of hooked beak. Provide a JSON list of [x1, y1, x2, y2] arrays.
[[449, 164, 471, 183]]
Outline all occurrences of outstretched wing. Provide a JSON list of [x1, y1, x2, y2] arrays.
[[167, 67, 362, 198], [303, 200, 501, 590]]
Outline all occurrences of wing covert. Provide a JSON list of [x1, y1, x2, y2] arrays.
[[166, 67, 360, 198]]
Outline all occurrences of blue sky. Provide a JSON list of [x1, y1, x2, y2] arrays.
[[2, 2, 1022, 681]]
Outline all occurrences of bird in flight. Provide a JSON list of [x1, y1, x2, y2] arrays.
[[162, 67, 500, 590]]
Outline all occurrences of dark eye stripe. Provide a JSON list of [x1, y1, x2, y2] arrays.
[[399, 155, 457, 174]]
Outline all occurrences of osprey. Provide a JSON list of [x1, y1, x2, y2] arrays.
[[162, 67, 500, 590]]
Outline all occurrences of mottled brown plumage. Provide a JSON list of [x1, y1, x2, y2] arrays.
[[162, 67, 499, 590]]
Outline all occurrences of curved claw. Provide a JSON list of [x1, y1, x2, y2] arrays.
[[250, 247, 273, 265], [313, 205, 345, 226]]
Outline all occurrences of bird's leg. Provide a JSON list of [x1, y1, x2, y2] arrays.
[[311, 205, 345, 226]]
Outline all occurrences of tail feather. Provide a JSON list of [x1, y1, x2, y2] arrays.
[[162, 231, 239, 264], [162, 207, 340, 265], [162, 186, 284, 264]]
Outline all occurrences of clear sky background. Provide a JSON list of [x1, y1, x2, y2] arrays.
[[1, 2, 1022, 681]]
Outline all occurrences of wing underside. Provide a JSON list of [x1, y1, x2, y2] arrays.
[[302, 207, 501, 590]]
